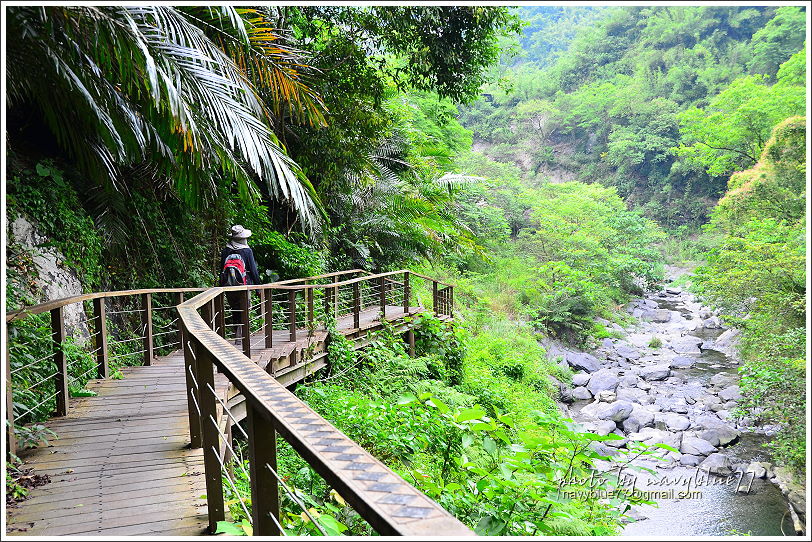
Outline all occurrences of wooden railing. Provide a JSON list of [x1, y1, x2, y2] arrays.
[[5, 269, 463, 535], [178, 270, 466, 535]]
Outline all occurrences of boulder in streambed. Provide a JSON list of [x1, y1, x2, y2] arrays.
[[680, 454, 704, 466], [616, 387, 650, 405], [680, 436, 718, 456], [669, 356, 696, 369], [572, 373, 591, 387], [640, 364, 671, 381], [572, 386, 592, 400], [616, 344, 642, 360], [622, 405, 655, 433], [586, 369, 620, 395], [699, 425, 740, 447], [567, 352, 601, 373], [746, 462, 768, 479], [596, 401, 634, 423], [698, 453, 734, 476], [656, 412, 691, 431], [595, 420, 617, 436], [670, 336, 702, 354], [718, 385, 742, 402], [642, 309, 672, 323]]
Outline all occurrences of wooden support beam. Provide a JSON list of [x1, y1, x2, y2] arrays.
[[403, 272, 410, 314], [92, 297, 108, 379], [247, 405, 281, 535], [141, 293, 154, 366], [6, 340, 16, 458], [183, 335, 202, 449], [51, 307, 68, 416], [214, 294, 225, 338], [176, 292, 185, 351], [353, 282, 360, 329], [264, 288, 273, 348], [288, 290, 297, 343], [196, 348, 226, 532], [379, 276, 386, 319], [432, 281, 439, 316], [241, 289, 251, 359]]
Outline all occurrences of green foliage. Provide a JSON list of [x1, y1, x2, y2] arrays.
[[648, 337, 663, 349], [6, 6, 325, 230], [694, 116, 806, 475], [457, 6, 805, 227], [7, 160, 103, 287], [676, 60, 805, 176]]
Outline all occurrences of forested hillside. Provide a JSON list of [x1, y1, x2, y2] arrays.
[[4, 4, 807, 537], [459, 6, 806, 228]]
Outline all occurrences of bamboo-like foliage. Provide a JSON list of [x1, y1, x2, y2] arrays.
[[6, 5, 326, 231]]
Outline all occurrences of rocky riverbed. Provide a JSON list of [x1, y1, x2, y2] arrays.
[[545, 278, 806, 535]]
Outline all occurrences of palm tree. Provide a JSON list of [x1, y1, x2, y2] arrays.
[[6, 5, 326, 232]]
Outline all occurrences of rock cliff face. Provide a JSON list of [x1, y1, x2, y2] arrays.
[[9, 215, 90, 341]]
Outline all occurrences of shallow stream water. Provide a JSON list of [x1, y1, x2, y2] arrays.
[[616, 292, 793, 536]]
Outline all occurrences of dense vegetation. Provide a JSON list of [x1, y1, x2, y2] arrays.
[[459, 6, 806, 229], [693, 117, 806, 473], [4, 3, 807, 535]]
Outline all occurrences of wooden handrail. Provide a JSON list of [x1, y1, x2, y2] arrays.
[[178, 283, 469, 536], [5, 269, 453, 323]]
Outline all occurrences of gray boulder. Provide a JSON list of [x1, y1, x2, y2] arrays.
[[680, 454, 704, 466], [699, 453, 734, 476], [595, 420, 617, 436], [746, 462, 768, 479], [622, 405, 655, 433], [616, 387, 650, 405], [572, 373, 591, 387], [669, 356, 696, 369], [665, 287, 682, 294], [699, 425, 740, 447], [616, 345, 642, 360], [640, 364, 671, 381], [671, 337, 702, 354], [567, 352, 601, 373], [703, 316, 722, 329], [642, 309, 672, 323], [680, 436, 718, 456], [596, 401, 635, 423], [572, 386, 593, 400], [718, 385, 742, 402], [586, 369, 620, 396], [657, 412, 691, 431]]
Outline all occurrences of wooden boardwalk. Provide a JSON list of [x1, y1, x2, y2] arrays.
[[5, 354, 229, 536], [5, 304, 423, 536]]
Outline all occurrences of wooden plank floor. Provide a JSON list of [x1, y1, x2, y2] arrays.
[[5, 305, 426, 536], [5, 354, 225, 536]]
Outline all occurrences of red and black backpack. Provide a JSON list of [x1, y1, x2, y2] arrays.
[[220, 253, 247, 286]]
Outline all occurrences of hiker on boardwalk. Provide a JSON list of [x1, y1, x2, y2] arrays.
[[219, 225, 260, 344]]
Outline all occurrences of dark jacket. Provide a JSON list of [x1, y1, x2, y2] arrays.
[[219, 246, 260, 285]]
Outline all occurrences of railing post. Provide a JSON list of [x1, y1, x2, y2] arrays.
[[177, 292, 186, 348], [323, 283, 332, 325], [201, 301, 213, 331], [379, 276, 386, 319], [6, 340, 17, 458], [246, 404, 281, 535], [92, 297, 108, 379], [432, 281, 439, 316], [196, 348, 226, 533], [449, 287, 454, 318], [214, 294, 226, 338], [353, 281, 360, 329], [333, 276, 339, 321], [141, 293, 153, 366], [306, 283, 314, 331], [288, 290, 297, 342], [264, 288, 273, 348], [403, 272, 410, 315], [241, 289, 251, 358], [183, 334, 202, 448], [51, 307, 68, 416]]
